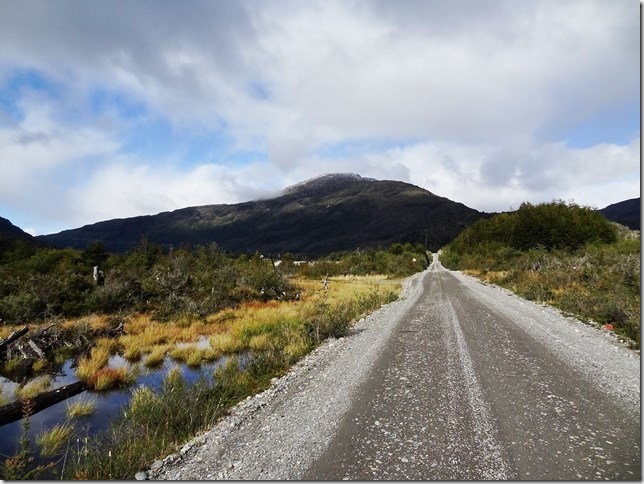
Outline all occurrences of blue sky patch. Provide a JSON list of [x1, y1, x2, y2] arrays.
[[563, 101, 640, 149], [0, 68, 63, 121], [88, 88, 147, 119]]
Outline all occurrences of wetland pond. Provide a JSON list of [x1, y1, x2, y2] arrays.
[[0, 348, 248, 469]]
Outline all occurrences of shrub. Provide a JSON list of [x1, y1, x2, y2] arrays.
[[442, 207, 639, 347]]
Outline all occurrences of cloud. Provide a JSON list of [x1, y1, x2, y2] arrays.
[[69, 160, 282, 225], [343, 137, 641, 212], [0, 91, 118, 223], [0, 0, 639, 233], [1, 0, 636, 144]]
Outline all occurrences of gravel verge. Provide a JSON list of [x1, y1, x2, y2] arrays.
[[147, 269, 427, 480]]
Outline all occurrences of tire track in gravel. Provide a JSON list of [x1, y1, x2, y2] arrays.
[[304, 258, 511, 480]]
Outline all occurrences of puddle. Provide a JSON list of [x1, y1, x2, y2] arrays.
[[176, 335, 212, 350], [0, 351, 252, 467]]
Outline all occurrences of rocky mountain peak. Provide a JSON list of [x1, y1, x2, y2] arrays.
[[283, 173, 376, 195]]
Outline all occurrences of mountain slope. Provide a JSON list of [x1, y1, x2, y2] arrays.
[[600, 198, 640, 231], [0, 216, 33, 240], [37, 174, 486, 255], [0, 216, 37, 253]]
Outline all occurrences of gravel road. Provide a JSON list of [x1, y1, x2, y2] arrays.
[[150, 255, 640, 480]]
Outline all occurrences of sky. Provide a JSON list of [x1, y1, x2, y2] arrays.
[[0, 0, 640, 236]]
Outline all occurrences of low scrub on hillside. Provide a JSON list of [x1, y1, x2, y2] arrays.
[[441, 201, 640, 347]]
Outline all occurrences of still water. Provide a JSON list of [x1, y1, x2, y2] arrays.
[[0, 353, 233, 464]]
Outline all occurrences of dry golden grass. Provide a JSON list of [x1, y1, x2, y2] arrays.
[[89, 367, 133, 391], [209, 333, 244, 355], [16, 375, 53, 399], [61, 314, 113, 333], [123, 345, 143, 361], [76, 344, 112, 381], [0, 313, 118, 341], [143, 345, 169, 368], [177, 346, 219, 366], [248, 334, 270, 352], [463, 269, 483, 276], [205, 308, 238, 325], [8, 275, 404, 393], [480, 271, 509, 283], [0, 324, 24, 340], [32, 358, 49, 373], [168, 345, 212, 367], [185, 349, 206, 367]]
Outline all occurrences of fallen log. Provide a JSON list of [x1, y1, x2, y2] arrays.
[[0, 380, 88, 426], [0, 326, 29, 354]]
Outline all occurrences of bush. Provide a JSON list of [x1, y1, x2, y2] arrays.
[[447, 201, 616, 257], [442, 204, 639, 347]]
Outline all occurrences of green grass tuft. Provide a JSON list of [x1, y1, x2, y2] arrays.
[[36, 423, 74, 456], [16, 375, 53, 399], [66, 396, 96, 418]]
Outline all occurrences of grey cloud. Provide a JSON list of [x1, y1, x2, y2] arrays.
[[0, 0, 637, 145]]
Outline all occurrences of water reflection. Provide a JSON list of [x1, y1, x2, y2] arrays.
[[0, 352, 244, 465]]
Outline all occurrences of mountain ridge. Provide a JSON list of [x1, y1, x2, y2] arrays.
[[37, 174, 486, 255], [0, 216, 33, 240], [600, 197, 640, 231]]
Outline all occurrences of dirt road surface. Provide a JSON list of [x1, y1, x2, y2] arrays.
[[152, 256, 640, 480]]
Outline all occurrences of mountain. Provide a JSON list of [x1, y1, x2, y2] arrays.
[[37, 174, 487, 255], [600, 198, 640, 231], [0, 216, 37, 253], [0, 216, 33, 240]]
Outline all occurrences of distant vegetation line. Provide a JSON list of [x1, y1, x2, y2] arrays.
[[441, 201, 640, 347], [0, 237, 427, 327]]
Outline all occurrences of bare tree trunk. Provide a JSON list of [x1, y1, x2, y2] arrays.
[[0, 326, 29, 356], [0, 381, 88, 426]]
